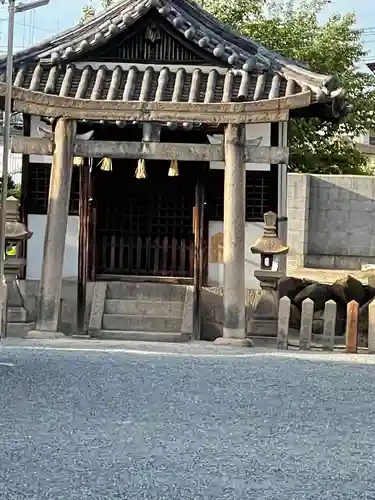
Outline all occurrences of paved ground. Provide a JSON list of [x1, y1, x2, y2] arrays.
[[1, 339, 375, 499]]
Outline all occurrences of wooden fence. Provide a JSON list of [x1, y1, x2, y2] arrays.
[[277, 296, 375, 353], [97, 234, 194, 277]]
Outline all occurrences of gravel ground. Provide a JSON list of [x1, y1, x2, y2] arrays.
[[1, 341, 375, 499]]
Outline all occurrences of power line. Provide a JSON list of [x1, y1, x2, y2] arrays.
[[0, 17, 56, 34]]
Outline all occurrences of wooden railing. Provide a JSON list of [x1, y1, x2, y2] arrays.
[[97, 234, 194, 277]]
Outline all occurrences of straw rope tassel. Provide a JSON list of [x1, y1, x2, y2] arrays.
[[135, 158, 147, 179], [73, 156, 84, 166], [168, 159, 179, 177], [98, 157, 112, 171]]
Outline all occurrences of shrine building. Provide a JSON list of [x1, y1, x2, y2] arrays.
[[0, 0, 349, 342]]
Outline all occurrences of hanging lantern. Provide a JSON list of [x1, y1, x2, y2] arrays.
[[98, 157, 112, 171], [168, 159, 179, 177], [135, 158, 147, 179], [73, 156, 84, 166]]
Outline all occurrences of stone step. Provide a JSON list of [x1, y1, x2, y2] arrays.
[[107, 282, 186, 301], [6, 322, 35, 338], [104, 299, 184, 317], [102, 314, 182, 332], [91, 330, 190, 342], [7, 307, 28, 323]]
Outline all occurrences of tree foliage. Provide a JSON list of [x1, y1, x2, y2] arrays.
[[82, 0, 111, 22], [0, 175, 21, 199], [81, 0, 375, 174]]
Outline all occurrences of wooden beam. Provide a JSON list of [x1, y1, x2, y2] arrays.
[[12, 100, 290, 124], [12, 136, 54, 156], [11, 137, 289, 164], [0, 82, 311, 124], [77, 141, 224, 161], [246, 146, 288, 164]]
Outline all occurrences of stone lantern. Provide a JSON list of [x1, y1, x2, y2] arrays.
[[249, 211, 289, 337], [4, 196, 33, 335]]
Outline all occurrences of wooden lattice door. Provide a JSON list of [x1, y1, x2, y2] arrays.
[[94, 159, 204, 278]]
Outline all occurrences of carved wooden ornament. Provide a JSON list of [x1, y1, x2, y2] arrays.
[[210, 232, 224, 263]]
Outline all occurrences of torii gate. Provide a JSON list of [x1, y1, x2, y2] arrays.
[[5, 81, 299, 344]]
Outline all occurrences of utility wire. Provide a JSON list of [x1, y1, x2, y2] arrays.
[[0, 17, 56, 34]]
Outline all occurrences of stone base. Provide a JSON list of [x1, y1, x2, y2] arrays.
[[249, 287, 279, 337], [27, 330, 66, 339], [8, 307, 28, 323], [91, 329, 191, 343], [7, 322, 35, 338], [214, 337, 253, 347], [250, 335, 278, 347], [248, 319, 277, 337]]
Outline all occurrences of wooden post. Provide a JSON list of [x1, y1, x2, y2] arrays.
[[75, 158, 90, 336], [277, 296, 290, 350], [277, 121, 288, 274], [299, 298, 313, 350], [214, 124, 251, 347], [28, 118, 76, 338], [192, 182, 202, 340], [368, 299, 375, 353], [88, 158, 96, 281], [322, 299, 336, 351], [346, 300, 359, 353]]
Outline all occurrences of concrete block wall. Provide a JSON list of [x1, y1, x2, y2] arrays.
[[287, 174, 310, 268], [287, 173, 375, 270]]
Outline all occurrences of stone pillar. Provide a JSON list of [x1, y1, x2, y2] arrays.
[[28, 118, 76, 338], [214, 124, 252, 347]]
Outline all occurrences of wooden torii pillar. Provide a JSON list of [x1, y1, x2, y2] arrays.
[[214, 124, 251, 346], [28, 118, 76, 338]]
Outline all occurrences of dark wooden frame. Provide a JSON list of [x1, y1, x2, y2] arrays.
[[19, 113, 31, 279], [76, 158, 90, 335], [91, 157, 208, 283]]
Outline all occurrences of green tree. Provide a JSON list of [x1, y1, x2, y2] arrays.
[[82, 0, 111, 21], [81, 0, 375, 174], [0, 175, 20, 199], [202, 0, 375, 174]]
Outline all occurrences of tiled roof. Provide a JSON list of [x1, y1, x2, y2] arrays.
[[0, 0, 339, 98], [0, 0, 350, 119], [5, 63, 306, 103]]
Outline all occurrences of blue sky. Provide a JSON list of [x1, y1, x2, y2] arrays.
[[0, 0, 374, 64]]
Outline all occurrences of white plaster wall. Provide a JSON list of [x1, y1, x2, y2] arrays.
[[207, 221, 263, 289], [207, 123, 271, 289], [0, 139, 22, 183], [356, 132, 370, 145], [30, 115, 53, 164], [208, 123, 271, 171], [26, 215, 79, 279]]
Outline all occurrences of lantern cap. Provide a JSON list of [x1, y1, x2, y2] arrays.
[[250, 211, 289, 255], [4, 196, 33, 241]]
